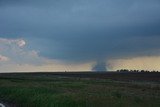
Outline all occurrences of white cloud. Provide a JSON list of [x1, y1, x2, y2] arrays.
[[0, 38, 26, 48], [0, 55, 9, 61], [16, 39, 26, 47], [0, 37, 46, 65], [0, 37, 93, 72]]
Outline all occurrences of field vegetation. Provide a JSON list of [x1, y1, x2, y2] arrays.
[[0, 72, 160, 107]]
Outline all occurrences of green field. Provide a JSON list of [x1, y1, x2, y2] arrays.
[[0, 73, 160, 107]]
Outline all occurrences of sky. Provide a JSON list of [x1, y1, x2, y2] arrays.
[[0, 0, 160, 72]]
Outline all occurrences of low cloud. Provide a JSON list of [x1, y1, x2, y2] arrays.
[[16, 39, 26, 47], [0, 37, 93, 72], [92, 61, 107, 72], [0, 38, 26, 47], [0, 55, 9, 61], [0, 38, 47, 66]]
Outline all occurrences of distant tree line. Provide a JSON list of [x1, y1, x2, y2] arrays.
[[116, 69, 159, 73]]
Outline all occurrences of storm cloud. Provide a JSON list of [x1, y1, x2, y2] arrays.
[[92, 61, 107, 72], [0, 0, 160, 71]]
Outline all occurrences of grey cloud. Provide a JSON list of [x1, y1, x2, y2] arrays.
[[0, 0, 160, 71], [92, 61, 107, 72]]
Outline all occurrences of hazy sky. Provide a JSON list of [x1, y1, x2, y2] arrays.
[[0, 0, 160, 72]]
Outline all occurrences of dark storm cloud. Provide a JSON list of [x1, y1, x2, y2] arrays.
[[1, 0, 160, 68], [92, 61, 107, 72]]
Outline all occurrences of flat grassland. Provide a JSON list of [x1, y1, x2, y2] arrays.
[[0, 72, 160, 107]]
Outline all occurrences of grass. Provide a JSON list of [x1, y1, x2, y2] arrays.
[[0, 74, 160, 107]]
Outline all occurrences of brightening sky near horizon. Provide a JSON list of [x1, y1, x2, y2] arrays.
[[0, 0, 160, 72]]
